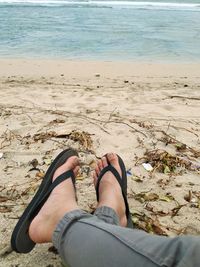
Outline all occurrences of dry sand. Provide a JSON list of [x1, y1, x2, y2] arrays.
[[0, 59, 200, 266]]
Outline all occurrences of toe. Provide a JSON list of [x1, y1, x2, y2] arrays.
[[98, 159, 103, 171], [107, 153, 118, 165], [66, 156, 80, 170], [102, 156, 108, 168], [95, 164, 100, 176], [53, 156, 79, 181], [106, 153, 122, 176]]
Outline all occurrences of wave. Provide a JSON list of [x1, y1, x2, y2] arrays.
[[0, 0, 200, 11]]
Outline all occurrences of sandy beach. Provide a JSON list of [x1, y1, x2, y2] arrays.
[[0, 59, 200, 266]]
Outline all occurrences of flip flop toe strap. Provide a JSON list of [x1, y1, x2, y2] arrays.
[[32, 169, 75, 217], [96, 165, 130, 219]]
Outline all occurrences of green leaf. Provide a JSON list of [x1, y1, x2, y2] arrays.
[[164, 165, 170, 174]]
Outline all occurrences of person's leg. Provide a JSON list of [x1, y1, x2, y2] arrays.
[[53, 208, 200, 267], [29, 153, 200, 267], [51, 153, 200, 267]]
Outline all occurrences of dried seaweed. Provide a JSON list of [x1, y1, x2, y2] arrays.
[[0, 129, 22, 149], [137, 149, 200, 174], [33, 131, 57, 142], [31, 130, 93, 150], [131, 211, 168, 236], [64, 130, 93, 150]]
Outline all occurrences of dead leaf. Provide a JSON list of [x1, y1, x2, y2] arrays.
[[138, 149, 196, 174], [175, 143, 187, 151], [144, 193, 159, 201], [164, 165, 170, 174], [76, 176, 85, 180], [33, 131, 57, 142], [133, 192, 159, 203], [36, 171, 45, 178], [159, 195, 173, 202], [131, 176, 143, 183], [131, 211, 168, 236]]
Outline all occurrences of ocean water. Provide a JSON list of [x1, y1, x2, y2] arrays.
[[0, 0, 200, 61]]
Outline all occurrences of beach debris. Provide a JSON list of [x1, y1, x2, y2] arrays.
[[36, 170, 45, 179], [43, 157, 52, 166], [126, 169, 132, 176], [145, 204, 169, 217], [171, 204, 187, 217], [131, 175, 143, 183], [48, 119, 65, 125], [48, 246, 58, 255], [159, 194, 174, 202], [138, 149, 200, 174], [168, 95, 200, 101], [33, 131, 57, 142], [95, 73, 100, 77], [175, 143, 187, 152], [0, 129, 22, 149], [29, 161, 40, 172], [32, 130, 93, 150], [0, 152, 3, 159], [184, 190, 193, 202], [0, 205, 13, 213], [133, 192, 159, 203], [131, 210, 167, 236], [142, 163, 153, 172], [76, 175, 85, 181], [62, 130, 93, 150], [184, 191, 198, 204], [29, 158, 39, 169], [132, 190, 175, 204], [0, 195, 11, 202]]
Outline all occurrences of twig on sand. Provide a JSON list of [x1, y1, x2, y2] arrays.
[[103, 107, 117, 127], [154, 129, 200, 157], [168, 95, 200, 101]]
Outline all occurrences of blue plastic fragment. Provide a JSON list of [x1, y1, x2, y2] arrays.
[[126, 169, 132, 176]]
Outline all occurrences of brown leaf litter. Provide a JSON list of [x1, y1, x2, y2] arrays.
[[136, 149, 200, 174], [32, 130, 93, 150]]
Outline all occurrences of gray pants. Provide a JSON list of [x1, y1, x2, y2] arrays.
[[52, 206, 200, 267]]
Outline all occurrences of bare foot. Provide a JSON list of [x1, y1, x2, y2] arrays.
[[29, 156, 80, 243], [93, 153, 127, 227]]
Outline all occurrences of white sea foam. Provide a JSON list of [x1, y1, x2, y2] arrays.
[[0, 0, 199, 11]]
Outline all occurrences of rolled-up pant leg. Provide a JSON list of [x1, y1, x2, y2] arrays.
[[52, 207, 200, 267]]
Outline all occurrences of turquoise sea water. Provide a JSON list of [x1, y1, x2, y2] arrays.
[[0, 0, 200, 61]]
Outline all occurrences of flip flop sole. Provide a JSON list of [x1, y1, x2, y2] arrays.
[[11, 148, 78, 253]]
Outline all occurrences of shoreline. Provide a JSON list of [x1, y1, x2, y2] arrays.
[[1, 58, 200, 78]]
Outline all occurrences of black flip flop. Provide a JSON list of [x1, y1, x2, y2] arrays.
[[95, 154, 133, 228], [11, 148, 78, 253]]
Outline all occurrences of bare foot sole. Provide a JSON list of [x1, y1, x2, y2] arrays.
[[93, 153, 127, 227], [29, 156, 80, 243]]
